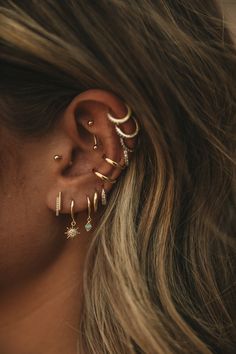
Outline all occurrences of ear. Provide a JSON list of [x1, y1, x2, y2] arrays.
[[46, 89, 138, 219]]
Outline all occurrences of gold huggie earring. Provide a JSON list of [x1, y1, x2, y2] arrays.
[[85, 196, 92, 232], [103, 154, 126, 170], [101, 188, 107, 206], [56, 192, 62, 216], [65, 200, 80, 239], [92, 169, 117, 184], [93, 191, 98, 213]]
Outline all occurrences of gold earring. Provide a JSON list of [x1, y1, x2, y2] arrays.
[[103, 155, 126, 170], [92, 169, 117, 184], [65, 200, 80, 239], [85, 196, 92, 232], [54, 155, 63, 161], [93, 191, 98, 213], [93, 135, 98, 150], [101, 188, 107, 206], [56, 191, 62, 216], [87, 120, 94, 126]]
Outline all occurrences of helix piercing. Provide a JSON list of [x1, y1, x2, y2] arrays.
[[92, 169, 117, 184], [107, 103, 132, 125], [56, 191, 62, 216], [103, 154, 125, 170], [93, 191, 98, 213], [85, 196, 92, 232], [115, 117, 140, 139], [120, 137, 134, 153], [101, 188, 107, 206], [65, 200, 80, 239], [54, 155, 63, 161]]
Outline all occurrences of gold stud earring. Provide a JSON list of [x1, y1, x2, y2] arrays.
[[85, 196, 92, 232], [54, 155, 63, 161], [65, 200, 80, 239], [56, 191, 62, 216], [93, 191, 98, 213], [101, 188, 107, 206], [87, 120, 94, 127]]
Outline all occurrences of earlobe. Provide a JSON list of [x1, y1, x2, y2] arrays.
[[45, 89, 140, 235]]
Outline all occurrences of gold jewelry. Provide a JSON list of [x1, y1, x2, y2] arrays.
[[93, 135, 98, 150], [103, 155, 125, 170], [123, 148, 129, 166], [85, 196, 92, 232], [101, 188, 107, 206], [65, 200, 80, 239], [93, 169, 117, 184], [120, 137, 134, 153], [54, 155, 63, 161], [55, 191, 62, 216], [93, 191, 98, 213], [88, 120, 94, 126], [115, 117, 139, 139], [107, 103, 132, 125]]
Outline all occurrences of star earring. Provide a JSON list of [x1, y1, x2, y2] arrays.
[[65, 200, 80, 239]]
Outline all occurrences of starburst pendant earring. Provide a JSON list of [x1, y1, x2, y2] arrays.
[[65, 200, 80, 239]]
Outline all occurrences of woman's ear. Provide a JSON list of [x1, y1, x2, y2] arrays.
[[46, 89, 138, 216]]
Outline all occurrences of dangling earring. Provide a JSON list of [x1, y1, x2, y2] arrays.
[[85, 196, 92, 232], [93, 191, 98, 213], [65, 200, 80, 239], [101, 188, 107, 206]]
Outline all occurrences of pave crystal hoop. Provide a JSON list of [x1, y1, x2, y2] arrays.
[[115, 117, 139, 139], [107, 103, 132, 124], [103, 155, 126, 170], [92, 169, 117, 184]]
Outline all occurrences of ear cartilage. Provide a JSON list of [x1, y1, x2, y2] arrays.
[[56, 191, 62, 216]]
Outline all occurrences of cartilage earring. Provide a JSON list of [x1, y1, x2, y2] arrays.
[[85, 196, 92, 232], [101, 188, 107, 206], [93, 135, 98, 150], [103, 154, 126, 170], [93, 191, 98, 213], [65, 200, 80, 239], [87, 120, 94, 127], [54, 155, 63, 161], [107, 103, 132, 124], [56, 191, 62, 216], [115, 117, 140, 139], [93, 169, 117, 184]]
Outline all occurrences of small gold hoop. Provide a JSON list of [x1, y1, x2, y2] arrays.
[[93, 169, 116, 184], [93, 191, 98, 213], [70, 199, 76, 227], [115, 117, 139, 139], [103, 155, 126, 170], [107, 103, 132, 125]]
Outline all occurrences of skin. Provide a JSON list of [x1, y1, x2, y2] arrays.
[[0, 89, 135, 354]]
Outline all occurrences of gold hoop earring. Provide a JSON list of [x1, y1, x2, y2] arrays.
[[65, 200, 80, 239], [56, 191, 62, 216], [103, 155, 126, 170], [93, 191, 98, 213], [107, 103, 132, 125], [92, 169, 117, 184], [101, 188, 107, 206], [115, 117, 140, 139], [85, 196, 92, 232]]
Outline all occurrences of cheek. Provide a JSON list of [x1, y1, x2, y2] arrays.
[[0, 162, 66, 294]]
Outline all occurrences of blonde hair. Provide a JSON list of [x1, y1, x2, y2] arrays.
[[0, 1, 235, 353]]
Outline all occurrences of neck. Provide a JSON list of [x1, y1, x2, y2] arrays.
[[0, 236, 89, 354]]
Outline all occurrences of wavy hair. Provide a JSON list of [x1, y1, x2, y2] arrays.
[[0, 1, 235, 353]]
